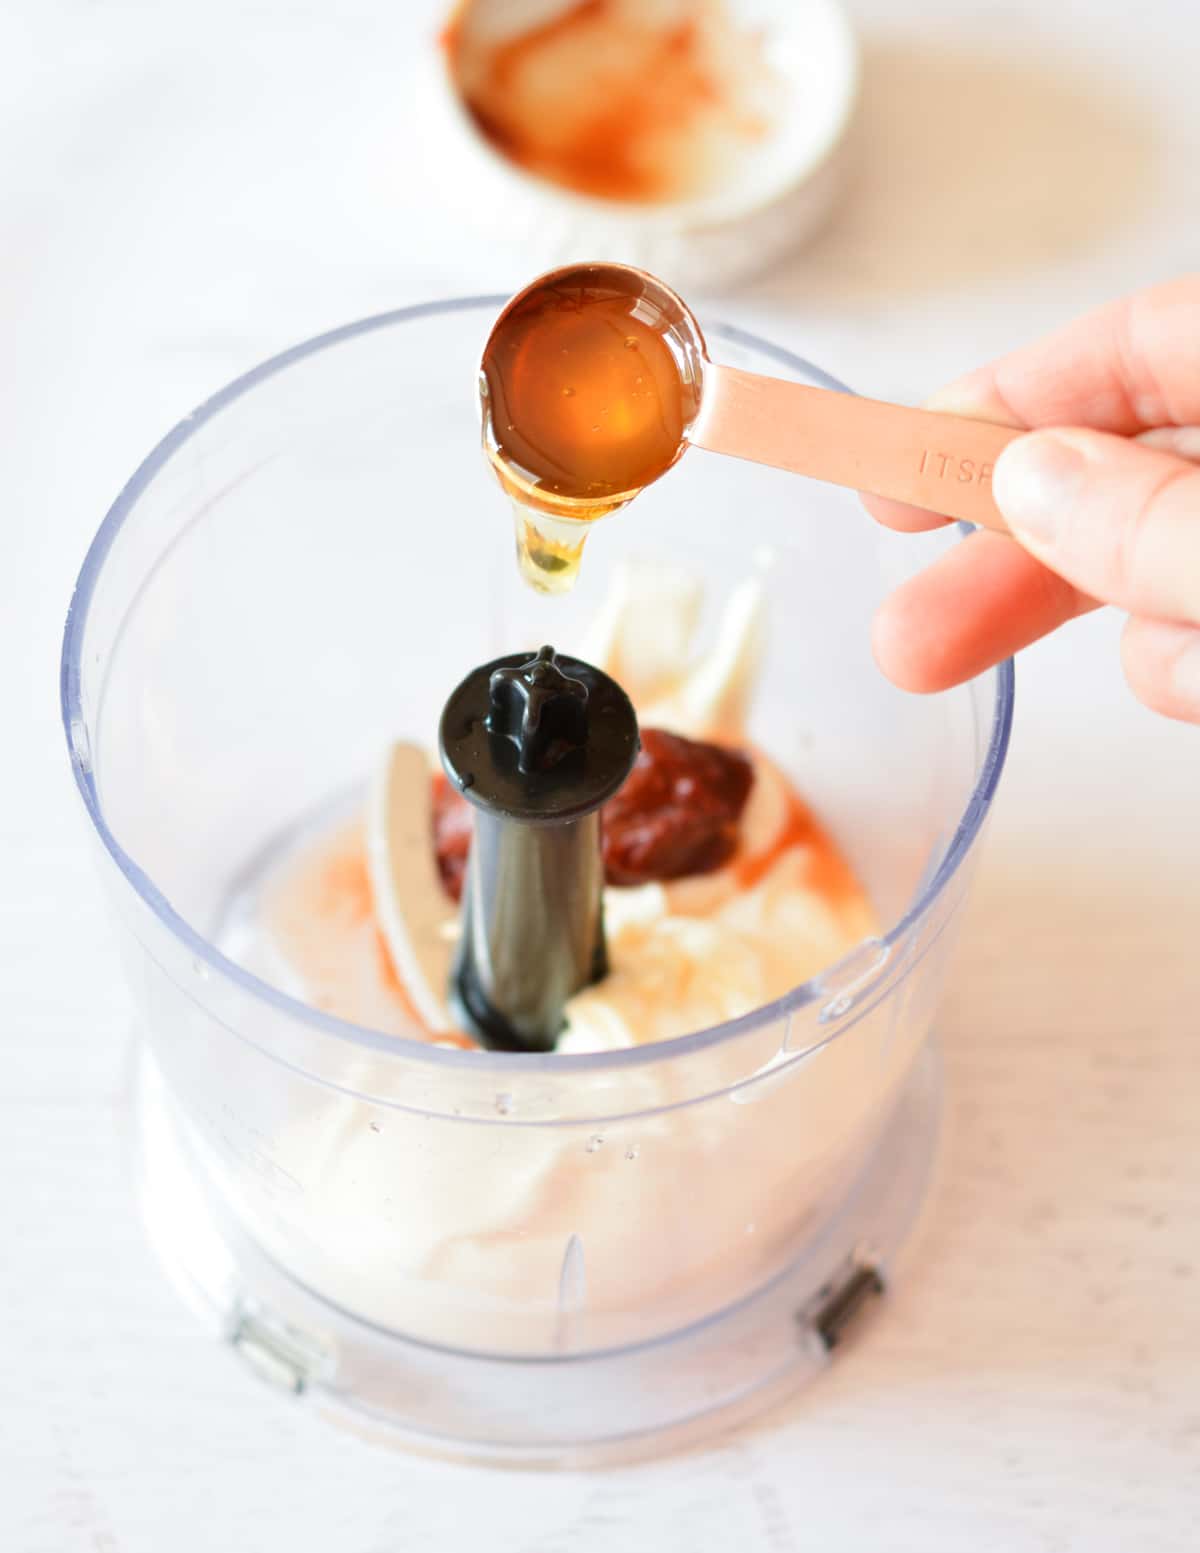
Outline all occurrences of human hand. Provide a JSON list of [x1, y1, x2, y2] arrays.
[[864, 275, 1200, 724]]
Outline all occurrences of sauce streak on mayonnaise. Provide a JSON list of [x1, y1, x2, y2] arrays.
[[735, 795, 861, 910]]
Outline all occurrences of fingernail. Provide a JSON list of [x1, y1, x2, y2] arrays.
[[1171, 634, 1200, 709], [1138, 425, 1200, 462], [924, 377, 993, 416], [993, 432, 1087, 546]]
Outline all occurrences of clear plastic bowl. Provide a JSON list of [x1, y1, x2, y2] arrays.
[[62, 298, 1013, 1464]]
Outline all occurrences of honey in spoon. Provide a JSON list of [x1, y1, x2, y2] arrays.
[[480, 263, 704, 593]]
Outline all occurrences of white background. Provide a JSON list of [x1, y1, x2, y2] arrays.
[[4, 1, 1200, 1548]]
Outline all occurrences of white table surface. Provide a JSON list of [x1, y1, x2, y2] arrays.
[[5, 1, 1200, 1548]]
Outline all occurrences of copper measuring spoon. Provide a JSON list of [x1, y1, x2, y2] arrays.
[[480, 263, 1021, 591]]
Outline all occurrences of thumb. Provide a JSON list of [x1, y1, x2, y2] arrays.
[[993, 429, 1200, 623]]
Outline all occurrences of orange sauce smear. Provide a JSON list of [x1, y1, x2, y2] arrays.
[[444, 0, 772, 203], [734, 794, 866, 932], [271, 824, 475, 1048]]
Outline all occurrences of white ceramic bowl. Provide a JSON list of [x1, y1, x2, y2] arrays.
[[415, 0, 859, 292]]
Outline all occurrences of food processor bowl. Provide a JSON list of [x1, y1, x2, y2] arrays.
[[62, 298, 1013, 1463]]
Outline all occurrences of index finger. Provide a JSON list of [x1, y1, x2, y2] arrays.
[[862, 273, 1200, 532]]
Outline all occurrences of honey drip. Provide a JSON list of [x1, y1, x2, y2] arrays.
[[480, 265, 703, 593]]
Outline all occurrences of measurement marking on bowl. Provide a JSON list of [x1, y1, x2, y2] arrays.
[[69, 718, 92, 773], [730, 1053, 811, 1105], [810, 937, 891, 1034], [555, 1233, 587, 1353]]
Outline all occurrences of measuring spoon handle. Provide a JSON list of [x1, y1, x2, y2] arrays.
[[692, 364, 1022, 531]]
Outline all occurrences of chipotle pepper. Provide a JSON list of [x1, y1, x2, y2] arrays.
[[433, 727, 754, 900]]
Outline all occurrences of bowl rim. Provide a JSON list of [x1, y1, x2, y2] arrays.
[[61, 295, 1015, 1077]]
